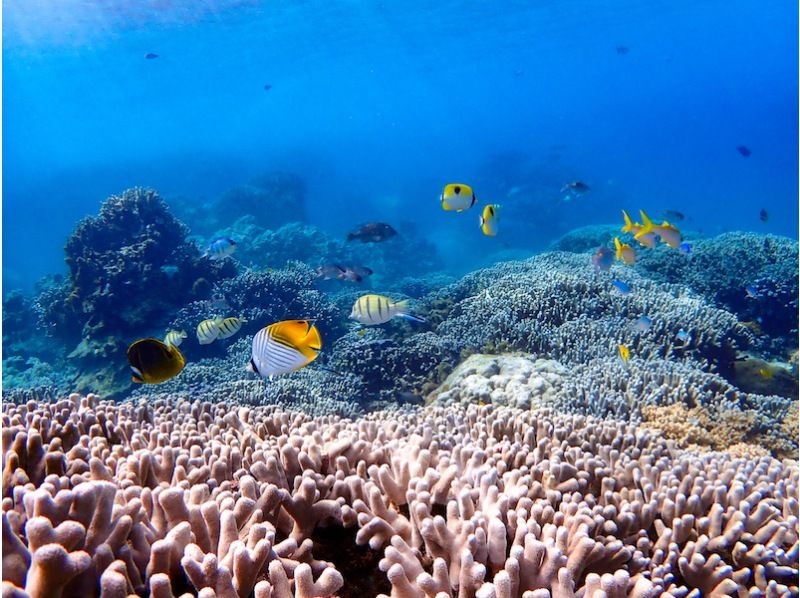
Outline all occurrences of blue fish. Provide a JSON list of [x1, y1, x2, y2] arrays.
[[678, 242, 691, 255], [676, 329, 691, 343], [203, 238, 237, 260], [633, 315, 652, 333], [612, 280, 631, 294], [745, 285, 759, 299]]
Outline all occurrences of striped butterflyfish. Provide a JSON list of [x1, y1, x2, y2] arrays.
[[479, 204, 500, 237], [248, 320, 322, 378], [197, 318, 223, 345], [441, 183, 477, 212], [216, 317, 244, 340], [127, 338, 186, 384], [349, 294, 426, 326]]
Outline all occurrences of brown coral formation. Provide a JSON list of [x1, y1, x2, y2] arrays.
[[2, 394, 798, 597]]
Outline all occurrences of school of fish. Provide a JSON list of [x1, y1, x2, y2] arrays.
[[126, 182, 724, 385]]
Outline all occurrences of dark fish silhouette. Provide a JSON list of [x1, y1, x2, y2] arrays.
[[561, 181, 590, 194], [264, 84, 272, 91], [659, 210, 685, 221], [144, 53, 159, 60], [616, 46, 630, 55], [737, 145, 752, 157], [347, 223, 398, 243], [759, 209, 768, 222]]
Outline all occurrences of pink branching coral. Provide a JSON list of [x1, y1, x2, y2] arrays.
[[2, 393, 798, 597]]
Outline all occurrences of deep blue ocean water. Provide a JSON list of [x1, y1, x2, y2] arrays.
[[4, 0, 798, 292]]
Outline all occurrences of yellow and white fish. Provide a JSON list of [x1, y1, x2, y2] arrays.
[[164, 330, 187, 348], [614, 237, 637, 265], [636, 210, 682, 248], [479, 204, 500, 236], [248, 319, 321, 378], [350, 294, 426, 326], [618, 343, 630, 365], [441, 183, 477, 212], [197, 318, 222, 345], [216, 317, 245, 340], [621, 210, 656, 248], [128, 338, 186, 384]]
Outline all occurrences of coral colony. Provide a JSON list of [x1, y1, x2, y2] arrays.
[[2, 179, 798, 596]]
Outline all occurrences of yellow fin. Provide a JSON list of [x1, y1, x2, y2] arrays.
[[614, 237, 623, 260], [621, 210, 635, 233]]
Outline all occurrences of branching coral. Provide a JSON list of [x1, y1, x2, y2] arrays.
[[2, 394, 797, 597]]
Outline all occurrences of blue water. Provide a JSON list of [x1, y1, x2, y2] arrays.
[[4, 0, 798, 292]]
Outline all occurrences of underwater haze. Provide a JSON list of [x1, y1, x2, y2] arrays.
[[3, 3, 800, 597], [4, 0, 798, 290]]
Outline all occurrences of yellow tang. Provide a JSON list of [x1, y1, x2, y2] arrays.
[[441, 183, 477, 212], [480, 204, 500, 237], [618, 343, 630, 365], [248, 319, 322, 378], [128, 338, 186, 384]]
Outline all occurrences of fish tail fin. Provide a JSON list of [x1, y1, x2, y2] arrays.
[[621, 210, 634, 232], [614, 237, 623, 260], [398, 313, 426, 323], [636, 210, 655, 238]]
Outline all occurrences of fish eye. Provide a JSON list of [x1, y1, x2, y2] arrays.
[[454, 186, 461, 194]]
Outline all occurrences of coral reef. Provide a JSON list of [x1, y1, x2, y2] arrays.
[[214, 171, 307, 230], [24, 189, 237, 398], [207, 217, 442, 282], [428, 352, 797, 458], [549, 224, 622, 254], [2, 394, 797, 597], [424, 252, 751, 378], [634, 233, 799, 344]]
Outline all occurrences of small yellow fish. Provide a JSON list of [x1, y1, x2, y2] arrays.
[[621, 210, 657, 248], [479, 204, 500, 236], [758, 367, 773, 380], [164, 330, 187, 348], [356, 329, 367, 337], [618, 344, 630, 364], [441, 183, 477, 212], [636, 210, 682, 248], [128, 338, 186, 384], [614, 237, 637, 264]]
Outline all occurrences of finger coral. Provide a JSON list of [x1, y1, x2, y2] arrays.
[[2, 392, 797, 597]]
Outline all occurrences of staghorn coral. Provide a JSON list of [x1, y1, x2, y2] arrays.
[[1, 393, 797, 597]]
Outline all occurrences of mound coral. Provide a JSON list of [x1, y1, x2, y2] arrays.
[[27, 189, 237, 396], [2, 393, 797, 597]]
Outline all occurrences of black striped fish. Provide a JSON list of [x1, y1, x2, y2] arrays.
[[248, 320, 322, 378], [349, 294, 425, 326], [197, 318, 223, 345], [164, 330, 187, 348], [216, 317, 244, 340]]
